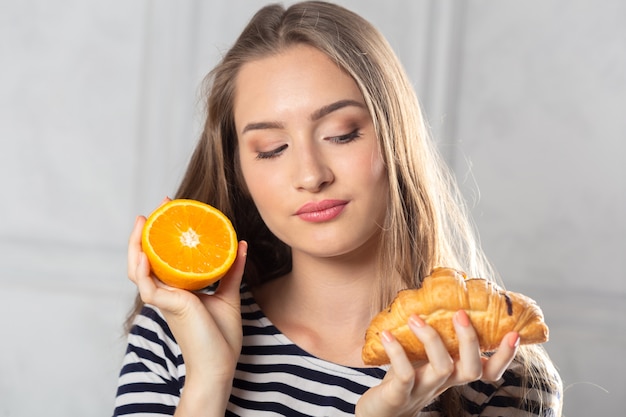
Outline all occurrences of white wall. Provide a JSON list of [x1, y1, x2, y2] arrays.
[[1, 1, 623, 415], [451, 2, 626, 414]]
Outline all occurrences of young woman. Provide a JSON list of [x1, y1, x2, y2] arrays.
[[114, 2, 562, 416]]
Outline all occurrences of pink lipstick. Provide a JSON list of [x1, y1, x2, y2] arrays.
[[295, 199, 348, 222]]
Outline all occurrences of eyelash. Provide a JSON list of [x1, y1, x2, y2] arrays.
[[256, 144, 288, 160], [255, 129, 362, 160], [328, 128, 362, 144]]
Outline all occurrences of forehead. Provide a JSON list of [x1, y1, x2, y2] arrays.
[[233, 45, 365, 123]]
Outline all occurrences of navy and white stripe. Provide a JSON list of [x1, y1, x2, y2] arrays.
[[113, 285, 561, 416], [229, 291, 385, 416]]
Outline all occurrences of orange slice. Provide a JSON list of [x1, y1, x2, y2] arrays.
[[141, 199, 238, 290]]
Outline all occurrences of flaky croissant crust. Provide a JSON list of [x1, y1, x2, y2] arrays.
[[362, 267, 549, 366]]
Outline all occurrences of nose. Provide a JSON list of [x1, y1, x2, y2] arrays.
[[292, 144, 334, 192]]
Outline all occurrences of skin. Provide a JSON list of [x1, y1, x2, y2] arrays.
[[127, 45, 519, 417], [235, 44, 389, 367]]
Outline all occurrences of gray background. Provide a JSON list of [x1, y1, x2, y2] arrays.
[[1, 0, 624, 415]]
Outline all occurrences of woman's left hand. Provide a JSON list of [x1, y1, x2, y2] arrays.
[[355, 310, 519, 417]]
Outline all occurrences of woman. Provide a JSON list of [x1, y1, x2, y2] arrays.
[[114, 2, 562, 416]]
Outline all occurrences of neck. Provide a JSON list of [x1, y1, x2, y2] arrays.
[[252, 244, 381, 367], [288, 253, 377, 320]]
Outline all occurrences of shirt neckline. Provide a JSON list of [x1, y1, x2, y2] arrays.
[[240, 283, 388, 376]]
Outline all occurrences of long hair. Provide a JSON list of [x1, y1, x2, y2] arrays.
[[126, 2, 561, 415], [182, 0, 487, 304]]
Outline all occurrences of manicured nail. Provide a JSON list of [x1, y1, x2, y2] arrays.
[[509, 332, 520, 349], [381, 330, 394, 344], [409, 314, 426, 328], [454, 310, 471, 327]]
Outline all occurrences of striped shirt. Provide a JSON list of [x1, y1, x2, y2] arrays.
[[113, 285, 561, 416]]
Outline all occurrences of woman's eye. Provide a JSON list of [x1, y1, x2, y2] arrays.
[[256, 144, 288, 160], [328, 129, 362, 144]]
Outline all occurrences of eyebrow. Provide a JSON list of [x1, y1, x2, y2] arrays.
[[310, 99, 366, 121], [241, 121, 284, 134], [241, 99, 366, 134]]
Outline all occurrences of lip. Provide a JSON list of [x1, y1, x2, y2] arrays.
[[295, 199, 348, 222]]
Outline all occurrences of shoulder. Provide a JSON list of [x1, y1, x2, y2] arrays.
[[132, 304, 177, 346], [128, 285, 255, 352], [124, 304, 184, 372], [130, 284, 252, 347], [460, 358, 562, 416], [113, 305, 185, 415]]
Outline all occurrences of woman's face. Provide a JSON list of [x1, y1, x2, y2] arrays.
[[234, 45, 389, 259]]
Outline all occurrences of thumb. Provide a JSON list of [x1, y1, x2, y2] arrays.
[[215, 240, 248, 300]]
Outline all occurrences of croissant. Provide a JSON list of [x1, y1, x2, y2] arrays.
[[362, 267, 549, 366]]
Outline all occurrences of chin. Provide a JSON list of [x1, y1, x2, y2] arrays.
[[297, 234, 381, 260]]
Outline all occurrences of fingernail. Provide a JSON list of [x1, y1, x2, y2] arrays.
[[381, 330, 394, 344], [509, 332, 520, 349], [134, 216, 146, 233], [454, 310, 471, 327], [409, 314, 426, 328]]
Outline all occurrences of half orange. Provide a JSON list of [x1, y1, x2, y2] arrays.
[[141, 199, 238, 290]]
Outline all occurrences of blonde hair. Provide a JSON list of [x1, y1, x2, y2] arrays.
[[180, 1, 490, 303], [127, 2, 562, 414]]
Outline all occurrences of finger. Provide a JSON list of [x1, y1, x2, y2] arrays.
[[134, 252, 158, 302], [134, 252, 191, 312], [453, 310, 483, 381], [380, 330, 415, 403], [127, 216, 146, 281], [128, 198, 168, 280], [408, 315, 454, 380], [215, 240, 248, 301], [482, 332, 519, 381]]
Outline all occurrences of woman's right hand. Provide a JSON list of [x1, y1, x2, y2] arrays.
[[127, 210, 247, 414]]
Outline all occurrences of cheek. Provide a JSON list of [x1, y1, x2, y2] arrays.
[[240, 166, 262, 202], [357, 149, 387, 190], [239, 161, 282, 213], [371, 154, 386, 183], [363, 152, 390, 215]]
